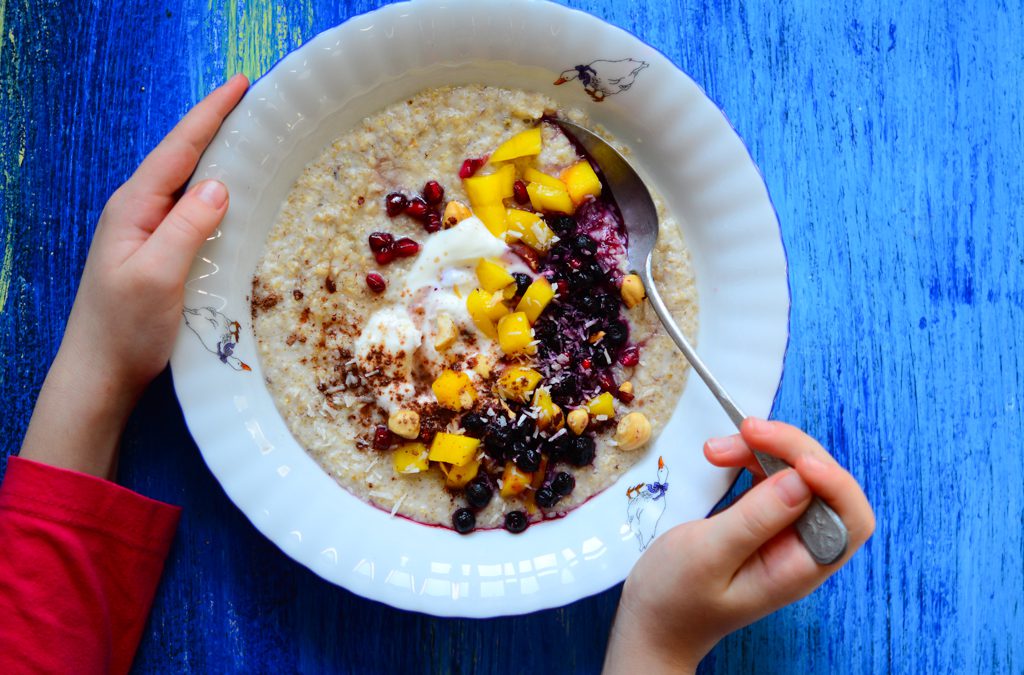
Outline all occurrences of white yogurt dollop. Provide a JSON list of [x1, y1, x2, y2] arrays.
[[352, 217, 511, 411]]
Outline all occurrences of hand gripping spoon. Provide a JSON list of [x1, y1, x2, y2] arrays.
[[556, 120, 847, 565]]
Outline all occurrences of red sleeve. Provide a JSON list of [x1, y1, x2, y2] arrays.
[[0, 457, 180, 675]]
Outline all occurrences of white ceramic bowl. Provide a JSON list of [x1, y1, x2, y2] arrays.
[[170, 0, 789, 617]]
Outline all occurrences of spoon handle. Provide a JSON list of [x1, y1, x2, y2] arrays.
[[640, 257, 848, 565]]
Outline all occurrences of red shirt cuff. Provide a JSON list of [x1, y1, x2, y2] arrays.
[[0, 456, 180, 557]]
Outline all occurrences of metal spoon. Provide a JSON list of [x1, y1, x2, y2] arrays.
[[556, 119, 848, 565]]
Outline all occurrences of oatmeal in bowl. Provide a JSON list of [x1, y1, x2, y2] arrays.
[[251, 85, 697, 533]]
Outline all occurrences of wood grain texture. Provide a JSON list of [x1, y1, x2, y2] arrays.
[[2, 0, 1021, 672]]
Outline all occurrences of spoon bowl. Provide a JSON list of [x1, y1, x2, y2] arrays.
[[555, 119, 848, 565]]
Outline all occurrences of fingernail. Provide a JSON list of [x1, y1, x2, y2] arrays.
[[195, 180, 228, 208], [774, 470, 811, 507], [705, 436, 729, 453], [745, 417, 770, 433]]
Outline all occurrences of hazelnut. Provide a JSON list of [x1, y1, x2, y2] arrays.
[[434, 313, 458, 351], [442, 200, 472, 228], [619, 381, 634, 396], [621, 274, 646, 308], [615, 412, 652, 451], [388, 409, 421, 440], [567, 409, 589, 436]]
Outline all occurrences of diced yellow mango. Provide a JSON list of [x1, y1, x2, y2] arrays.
[[497, 312, 535, 355], [560, 160, 602, 204], [429, 432, 481, 466], [500, 462, 532, 498], [476, 258, 515, 293], [473, 203, 508, 238], [489, 127, 543, 163], [496, 367, 543, 402], [445, 459, 481, 488], [515, 277, 555, 323], [526, 181, 575, 214], [393, 442, 430, 475], [530, 457, 549, 490], [523, 167, 566, 190], [586, 391, 616, 418], [464, 164, 515, 206], [466, 289, 499, 339], [432, 370, 478, 411], [531, 387, 562, 431], [505, 208, 557, 252]]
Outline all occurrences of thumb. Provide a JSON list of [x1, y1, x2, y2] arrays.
[[705, 469, 812, 568], [134, 179, 229, 284]]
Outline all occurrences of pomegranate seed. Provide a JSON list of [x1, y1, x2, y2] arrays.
[[393, 237, 420, 257], [581, 358, 592, 370], [365, 272, 387, 293], [424, 210, 442, 233], [513, 180, 529, 204], [385, 192, 408, 217], [555, 279, 570, 296], [405, 197, 429, 221], [597, 371, 616, 391], [368, 231, 394, 253], [422, 180, 444, 205], [374, 248, 396, 265], [459, 157, 488, 179], [372, 425, 393, 450], [619, 346, 640, 367]]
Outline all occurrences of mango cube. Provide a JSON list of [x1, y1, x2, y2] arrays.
[[473, 203, 507, 238], [526, 181, 574, 214], [497, 311, 535, 355], [531, 387, 562, 431], [429, 432, 480, 466], [444, 459, 481, 488], [497, 367, 543, 402], [585, 391, 615, 418], [466, 289, 507, 339], [432, 370, 478, 411], [489, 127, 543, 163], [515, 277, 555, 323], [560, 160, 602, 204], [464, 164, 515, 207], [523, 167, 566, 190], [476, 258, 515, 293], [505, 208, 557, 252], [393, 442, 430, 474], [500, 462, 532, 498]]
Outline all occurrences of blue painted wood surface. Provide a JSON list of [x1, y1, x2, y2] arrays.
[[2, 0, 1022, 672]]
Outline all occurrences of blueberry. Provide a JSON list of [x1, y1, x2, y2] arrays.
[[568, 436, 596, 466], [544, 433, 571, 461], [604, 321, 628, 346], [552, 471, 576, 496], [596, 293, 620, 317], [461, 412, 488, 436], [514, 446, 542, 473], [548, 215, 577, 236], [574, 234, 598, 255], [504, 510, 529, 534], [549, 376, 578, 401], [592, 347, 613, 367], [513, 272, 532, 297], [484, 426, 513, 460], [567, 266, 597, 290], [535, 485, 558, 509], [452, 508, 476, 534], [465, 478, 493, 509]]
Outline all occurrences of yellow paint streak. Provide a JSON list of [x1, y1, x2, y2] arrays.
[[223, 1, 314, 82], [0, 229, 12, 314]]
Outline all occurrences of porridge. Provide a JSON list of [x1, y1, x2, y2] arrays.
[[251, 85, 697, 533]]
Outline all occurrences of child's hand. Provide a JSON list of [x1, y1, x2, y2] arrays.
[[604, 418, 875, 674], [19, 75, 249, 478]]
